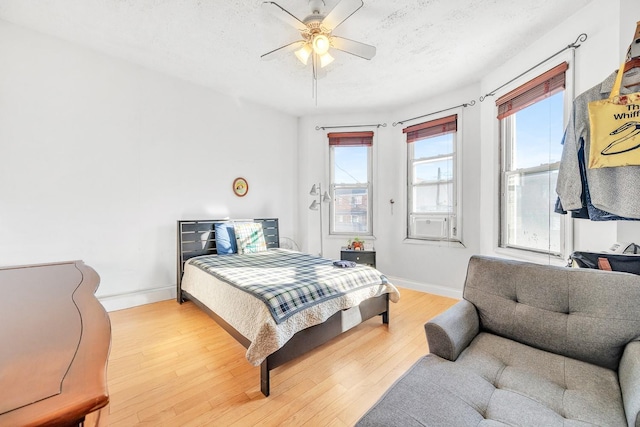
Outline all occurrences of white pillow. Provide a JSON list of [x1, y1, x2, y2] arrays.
[[233, 222, 267, 254]]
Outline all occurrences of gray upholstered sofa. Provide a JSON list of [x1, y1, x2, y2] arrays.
[[357, 255, 640, 426]]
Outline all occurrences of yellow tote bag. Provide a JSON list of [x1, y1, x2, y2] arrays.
[[588, 64, 640, 168]]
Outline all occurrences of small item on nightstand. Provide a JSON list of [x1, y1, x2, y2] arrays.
[[350, 237, 364, 251]]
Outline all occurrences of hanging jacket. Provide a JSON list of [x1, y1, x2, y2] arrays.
[[557, 71, 640, 219]]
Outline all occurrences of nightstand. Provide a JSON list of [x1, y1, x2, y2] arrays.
[[341, 248, 376, 268]]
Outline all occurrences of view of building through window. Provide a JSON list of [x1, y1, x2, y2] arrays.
[[330, 145, 371, 234], [406, 114, 460, 242], [332, 187, 369, 233], [411, 133, 454, 214]]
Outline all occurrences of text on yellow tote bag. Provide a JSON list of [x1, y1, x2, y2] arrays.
[[588, 64, 640, 168]]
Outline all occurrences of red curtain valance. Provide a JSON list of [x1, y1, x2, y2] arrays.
[[496, 62, 568, 120], [403, 114, 457, 143], [328, 131, 374, 146]]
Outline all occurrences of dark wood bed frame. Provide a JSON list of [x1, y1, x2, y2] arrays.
[[176, 218, 390, 397]]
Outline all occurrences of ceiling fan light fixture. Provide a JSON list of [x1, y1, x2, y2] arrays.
[[295, 43, 312, 65], [312, 34, 330, 55], [319, 52, 334, 68], [262, 0, 376, 101]]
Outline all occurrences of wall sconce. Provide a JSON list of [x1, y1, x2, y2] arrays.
[[309, 183, 331, 257]]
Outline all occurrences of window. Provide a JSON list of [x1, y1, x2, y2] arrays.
[[329, 131, 373, 235], [405, 114, 461, 241], [498, 62, 567, 256]]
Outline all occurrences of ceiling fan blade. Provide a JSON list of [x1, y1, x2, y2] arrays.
[[262, 1, 308, 32], [260, 40, 305, 59], [322, 0, 364, 31], [331, 36, 376, 60]]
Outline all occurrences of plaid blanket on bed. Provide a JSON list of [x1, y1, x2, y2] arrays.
[[188, 249, 389, 324]]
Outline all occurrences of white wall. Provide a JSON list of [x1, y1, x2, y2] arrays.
[[388, 84, 482, 297], [4, 0, 640, 308], [297, 0, 640, 298], [297, 83, 481, 298], [0, 20, 298, 310], [479, 0, 640, 261], [297, 110, 389, 258]]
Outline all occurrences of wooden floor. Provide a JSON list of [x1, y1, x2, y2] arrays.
[[106, 288, 458, 426]]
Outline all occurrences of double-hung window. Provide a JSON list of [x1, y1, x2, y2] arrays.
[[328, 131, 373, 235], [405, 114, 461, 242], [498, 62, 567, 256]]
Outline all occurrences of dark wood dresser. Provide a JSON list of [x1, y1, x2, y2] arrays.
[[0, 261, 111, 426]]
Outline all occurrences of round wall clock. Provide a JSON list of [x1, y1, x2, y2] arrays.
[[232, 177, 249, 197]]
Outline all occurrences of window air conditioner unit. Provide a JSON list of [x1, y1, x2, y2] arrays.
[[414, 217, 448, 239]]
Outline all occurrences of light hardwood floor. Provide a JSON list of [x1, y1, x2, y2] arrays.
[[106, 287, 458, 426]]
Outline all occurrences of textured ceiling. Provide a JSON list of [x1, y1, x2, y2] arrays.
[[0, 0, 594, 116]]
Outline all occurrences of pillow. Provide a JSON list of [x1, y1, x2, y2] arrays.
[[234, 222, 267, 254], [214, 222, 237, 255]]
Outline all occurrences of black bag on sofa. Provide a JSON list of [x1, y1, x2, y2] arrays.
[[569, 251, 640, 275]]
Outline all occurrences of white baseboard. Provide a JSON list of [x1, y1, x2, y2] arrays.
[[98, 285, 176, 312], [97, 278, 461, 313], [387, 275, 463, 300]]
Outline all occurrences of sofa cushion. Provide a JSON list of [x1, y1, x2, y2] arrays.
[[357, 333, 627, 427], [463, 256, 640, 370]]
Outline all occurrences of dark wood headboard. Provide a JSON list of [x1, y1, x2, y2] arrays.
[[176, 218, 280, 302]]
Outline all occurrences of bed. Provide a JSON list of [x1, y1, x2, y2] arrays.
[[176, 218, 400, 396]]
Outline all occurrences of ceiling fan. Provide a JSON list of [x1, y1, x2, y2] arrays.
[[261, 0, 376, 98]]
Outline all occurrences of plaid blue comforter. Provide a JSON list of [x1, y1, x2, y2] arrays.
[[188, 249, 389, 324]]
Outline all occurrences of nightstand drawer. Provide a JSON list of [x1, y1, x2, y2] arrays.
[[340, 250, 376, 268]]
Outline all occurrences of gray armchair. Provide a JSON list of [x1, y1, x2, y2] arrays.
[[357, 255, 640, 426]]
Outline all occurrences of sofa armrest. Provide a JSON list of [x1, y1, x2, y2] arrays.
[[620, 340, 640, 427], [424, 300, 479, 361]]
